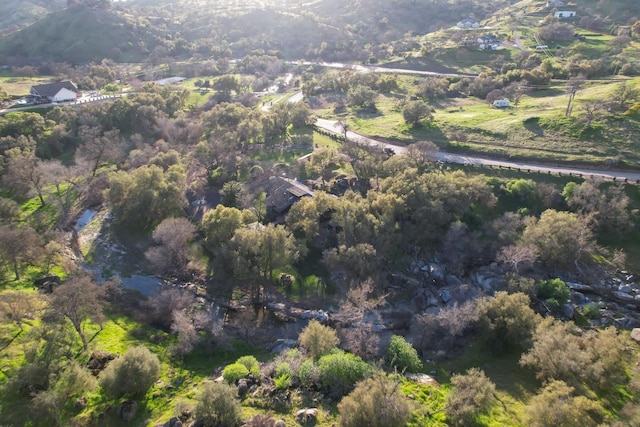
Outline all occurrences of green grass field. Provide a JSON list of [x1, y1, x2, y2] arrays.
[[0, 75, 57, 97], [313, 76, 640, 167]]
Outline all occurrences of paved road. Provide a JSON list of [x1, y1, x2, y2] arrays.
[[292, 61, 477, 78], [260, 90, 303, 112], [315, 118, 640, 183], [0, 94, 123, 115]]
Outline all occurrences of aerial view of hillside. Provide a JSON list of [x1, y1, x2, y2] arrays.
[[1, 0, 640, 426]]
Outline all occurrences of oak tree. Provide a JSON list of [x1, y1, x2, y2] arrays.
[[49, 273, 105, 351]]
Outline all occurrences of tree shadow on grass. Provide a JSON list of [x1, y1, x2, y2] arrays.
[[407, 123, 450, 145], [523, 117, 544, 137], [354, 106, 383, 119]]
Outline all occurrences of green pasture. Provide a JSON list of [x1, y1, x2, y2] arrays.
[[0, 75, 56, 97], [315, 77, 640, 167], [0, 299, 265, 427]]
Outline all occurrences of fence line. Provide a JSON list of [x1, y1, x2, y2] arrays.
[[468, 162, 640, 185], [312, 124, 640, 185]]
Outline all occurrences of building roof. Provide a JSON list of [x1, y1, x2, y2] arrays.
[[31, 81, 78, 98], [266, 176, 314, 215], [155, 77, 186, 86]]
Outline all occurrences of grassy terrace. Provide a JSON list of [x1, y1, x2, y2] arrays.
[[314, 76, 640, 168]]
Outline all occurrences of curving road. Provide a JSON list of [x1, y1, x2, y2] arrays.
[[292, 61, 477, 78], [314, 118, 640, 183]]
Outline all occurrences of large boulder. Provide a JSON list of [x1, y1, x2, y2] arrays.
[[631, 328, 640, 344], [237, 379, 249, 396], [34, 275, 61, 293], [566, 282, 594, 292], [613, 291, 636, 303], [296, 408, 318, 424], [561, 303, 574, 320], [439, 289, 452, 304]]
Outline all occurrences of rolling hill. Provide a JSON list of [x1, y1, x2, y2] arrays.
[[0, 0, 66, 38], [0, 0, 517, 64]]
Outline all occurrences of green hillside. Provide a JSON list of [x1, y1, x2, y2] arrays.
[[0, 0, 66, 38], [0, 7, 168, 64], [0, 0, 519, 64]]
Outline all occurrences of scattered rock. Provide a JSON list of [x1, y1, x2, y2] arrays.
[[618, 285, 633, 294], [405, 373, 439, 387], [296, 408, 319, 424], [162, 417, 182, 427], [571, 292, 586, 304], [87, 350, 116, 375], [445, 274, 462, 287], [473, 271, 502, 292], [425, 306, 440, 315], [300, 309, 329, 323], [270, 339, 298, 353], [34, 275, 61, 293], [74, 398, 87, 410], [631, 328, 640, 344], [422, 263, 445, 281], [561, 303, 574, 319], [439, 289, 451, 303], [180, 409, 192, 420], [566, 282, 594, 292], [116, 400, 137, 422], [237, 379, 249, 396]]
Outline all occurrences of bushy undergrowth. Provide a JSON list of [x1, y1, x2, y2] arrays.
[[387, 335, 423, 374], [195, 381, 242, 427], [222, 363, 249, 384], [318, 350, 372, 398], [236, 355, 261, 377], [99, 345, 161, 398]]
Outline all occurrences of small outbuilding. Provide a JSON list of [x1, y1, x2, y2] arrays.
[[30, 81, 79, 102], [493, 98, 511, 108], [546, 0, 566, 9], [554, 11, 576, 18]]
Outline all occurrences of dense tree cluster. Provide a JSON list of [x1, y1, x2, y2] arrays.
[[0, 4, 639, 422]]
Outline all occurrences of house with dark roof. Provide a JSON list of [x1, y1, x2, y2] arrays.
[[265, 176, 314, 220], [30, 81, 79, 102]]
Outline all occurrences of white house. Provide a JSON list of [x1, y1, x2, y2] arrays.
[[457, 18, 480, 29], [493, 98, 510, 108], [554, 11, 576, 18], [546, 0, 566, 9], [30, 81, 79, 102]]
